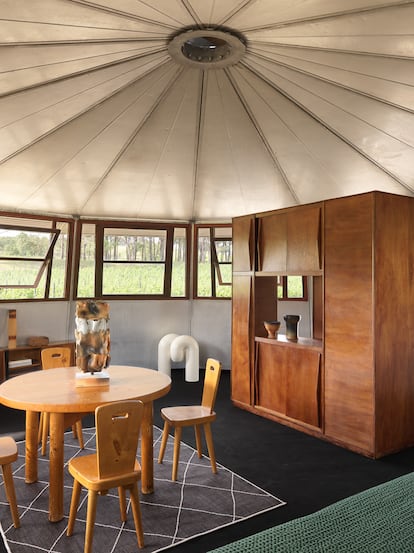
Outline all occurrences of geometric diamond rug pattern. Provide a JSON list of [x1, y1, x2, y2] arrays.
[[0, 426, 286, 553]]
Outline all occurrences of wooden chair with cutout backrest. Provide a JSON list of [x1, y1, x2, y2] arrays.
[[158, 358, 222, 481], [38, 346, 84, 455], [66, 400, 145, 553], [0, 436, 20, 528]]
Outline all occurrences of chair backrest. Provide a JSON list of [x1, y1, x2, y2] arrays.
[[95, 400, 144, 479], [201, 358, 222, 412], [41, 346, 72, 370]]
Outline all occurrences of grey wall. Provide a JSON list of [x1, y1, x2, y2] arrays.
[[0, 300, 232, 370], [0, 294, 312, 372]]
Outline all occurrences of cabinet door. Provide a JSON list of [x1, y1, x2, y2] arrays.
[[257, 205, 322, 274], [287, 205, 321, 273], [324, 194, 375, 453], [286, 348, 321, 427], [257, 212, 287, 272], [233, 214, 255, 272], [255, 342, 321, 427], [231, 275, 253, 405]]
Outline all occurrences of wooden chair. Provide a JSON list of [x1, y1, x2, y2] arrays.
[[38, 346, 84, 455], [67, 400, 145, 553], [158, 358, 222, 481], [0, 436, 20, 528]]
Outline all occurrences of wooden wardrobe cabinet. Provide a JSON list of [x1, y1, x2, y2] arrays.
[[232, 191, 414, 458]]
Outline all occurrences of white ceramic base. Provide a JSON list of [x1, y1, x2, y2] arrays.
[[75, 369, 110, 387]]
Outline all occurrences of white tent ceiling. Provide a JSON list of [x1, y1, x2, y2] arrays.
[[0, 0, 413, 222]]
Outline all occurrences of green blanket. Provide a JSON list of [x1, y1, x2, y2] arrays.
[[209, 472, 414, 552]]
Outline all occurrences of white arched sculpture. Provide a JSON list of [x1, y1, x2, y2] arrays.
[[158, 334, 200, 382], [157, 333, 179, 378]]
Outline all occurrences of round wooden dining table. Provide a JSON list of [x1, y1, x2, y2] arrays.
[[0, 365, 171, 522]]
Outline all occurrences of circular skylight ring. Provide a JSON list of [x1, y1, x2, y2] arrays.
[[168, 29, 246, 69]]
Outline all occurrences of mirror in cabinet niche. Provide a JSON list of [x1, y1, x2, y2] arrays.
[[257, 275, 323, 343]]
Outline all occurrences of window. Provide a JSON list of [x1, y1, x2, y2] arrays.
[[277, 276, 308, 301], [194, 225, 232, 298], [0, 215, 72, 301], [75, 221, 189, 299]]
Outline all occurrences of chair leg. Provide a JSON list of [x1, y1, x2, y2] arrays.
[[194, 425, 203, 458], [38, 412, 44, 444], [203, 423, 217, 474], [129, 484, 144, 548], [41, 413, 50, 456], [1, 463, 20, 528], [67, 480, 82, 536], [172, 427, 182, 481], [75, 420, 84, 449], [118, 486, 127, 522], [84, 490, 98, 553], [157, 421, 170, 464]]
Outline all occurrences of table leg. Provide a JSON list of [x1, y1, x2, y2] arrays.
[[141, 401, 154, 494], [25, 410, 38, 484], [49, 412, 65, 522]]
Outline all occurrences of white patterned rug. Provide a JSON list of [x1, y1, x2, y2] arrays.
[[0, 426, 285, 553]]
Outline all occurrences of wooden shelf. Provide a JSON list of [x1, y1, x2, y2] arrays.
[[255, 334, 323, 352], [0, 341, 75, 382]]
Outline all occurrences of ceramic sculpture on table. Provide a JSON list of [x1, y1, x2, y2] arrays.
[[74, 300, 110, 384]]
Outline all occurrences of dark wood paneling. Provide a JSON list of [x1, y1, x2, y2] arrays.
[[231, 275, 252, 405], [324, 193, 375, 453], [256, 342, 287, 414], [286, 348, 320, 427], [312, 275, 323, 340], [287, 205, 321, 273], [256, 341, 321, 427], [232, 215, 255, 272], [258, 212, 287, 272], [374, 193, 414, 455], [254, 277, 278, 337]]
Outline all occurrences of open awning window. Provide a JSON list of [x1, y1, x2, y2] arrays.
[[0, 224, 60, 288]]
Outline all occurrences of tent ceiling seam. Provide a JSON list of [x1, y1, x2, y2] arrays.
[[240, 1, 414, 32], [247, 51, 414, 114], [246, 58, 414, 150], [76, 67, 185, 216], [190, 70, 206, 220], [248, 47, 414, 88], [217, 0, 259, 27], [0, 57, 173, 165], [247, 40, 414, 61], [0, 48, 167, 99], [65, 0, 181, 30], [225, 67, 299, 204], [239, 60, 414, 194]]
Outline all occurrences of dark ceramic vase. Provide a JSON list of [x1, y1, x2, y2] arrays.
[[284, 314, 301, 341]]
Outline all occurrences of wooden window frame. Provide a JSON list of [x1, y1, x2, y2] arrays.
[[73, 220, 190, 300], [193, 224, 232, 299], [0, 213, 73, 302], [277, 275, 308, 301]]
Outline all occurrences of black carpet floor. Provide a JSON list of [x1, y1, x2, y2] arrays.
[[1, 369, 414, 553]]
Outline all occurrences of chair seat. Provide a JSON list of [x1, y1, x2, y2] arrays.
[[161, 405, 216, 424], [158, 358, 222, 482], [0, 436, 18, 464], [69, 454, 141, 491]]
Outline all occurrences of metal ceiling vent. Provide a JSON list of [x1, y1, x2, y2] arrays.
[[168, 27, 246, 69]]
